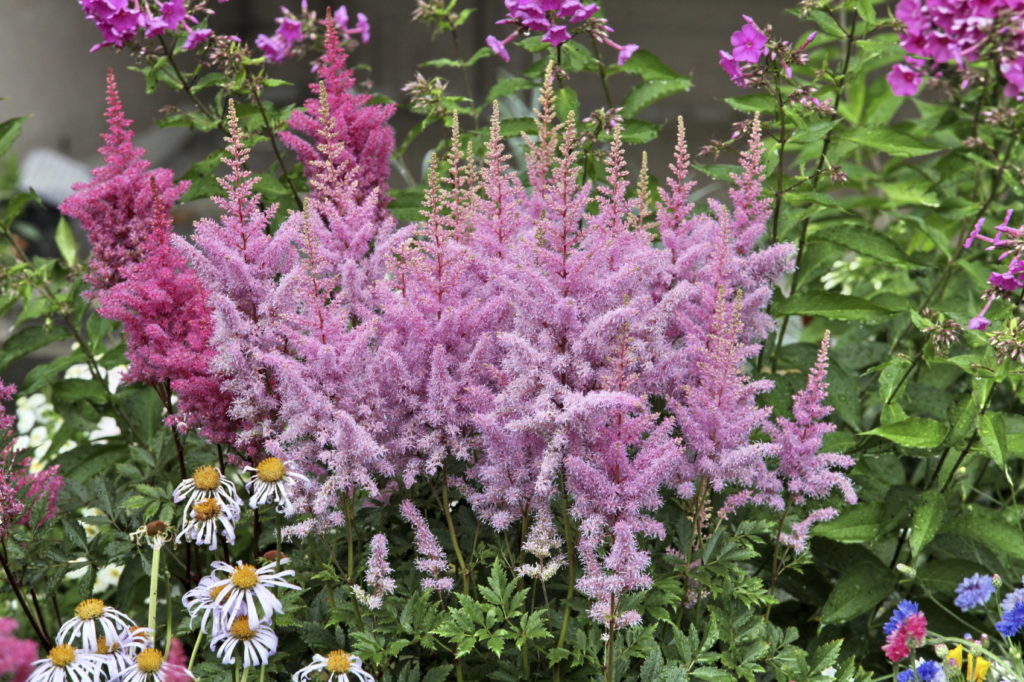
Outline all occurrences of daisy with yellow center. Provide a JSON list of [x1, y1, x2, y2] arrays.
[[174, 496, 240, 550], [210, 615, 278, 668], [26, 643, 102, 682], [55, 598, 136, 652], [89, 625, 153, 679], [172, 465, 243, 523], [292, 648, 376, 682], [119, 646, 195, 682], [207, 558, 300, 627], [243, 456, 309, 514], [182, 574, 229, 634]]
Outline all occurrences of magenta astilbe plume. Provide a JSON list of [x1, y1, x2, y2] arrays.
[[399, 500, 454, 592], [0, 618, 37, 682], [281, 20, 395, 211], [766, 332, 856, 551], [0, 382, 62, 539], [354, 533, 397, 609]]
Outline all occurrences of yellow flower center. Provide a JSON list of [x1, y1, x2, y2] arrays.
[[231, 564, 260, 589], [136, 648, 164, 673], [193, 498, 221, 521], [229, 617, 256, 641], [256, 457, 286, 483], [209, 583, 227, 601], [325, 649, 352, 674], [74, 598, 105, 620], [192, 465, 221, 491], [96, 637, 121, 655], [48, 644, 76, 667]]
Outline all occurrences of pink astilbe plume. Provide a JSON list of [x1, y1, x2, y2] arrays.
[[353, 533, 397, 609], [281, 19, 395, 211], [0, 618, 37, 682], [767, 332, 857, 552], [399, 500, 454, 592], [61, 71, 234, 442], [0, 382, 62, 540]]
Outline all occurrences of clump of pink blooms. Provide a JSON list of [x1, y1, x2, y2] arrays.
[[719, 15, 816, 89], [79, 0, 226, 52], [256, 2, 370, 63], [889, 0, 1024, 97], [882, 601, 929, 662], [487, 0, 638, 66], [963, 209, 1024, 331], [0, 382, 62, 540], [0, 618, 37, 682], [70, 59, 856, 628]]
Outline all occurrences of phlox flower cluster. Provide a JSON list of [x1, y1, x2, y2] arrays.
[[0, 618, 37, 682], [882, 601, 929, 662], [0, 381, 62, 541], [486, 0, 637, 65], [889, 0, 1024, 98], [256, 3, 369, 63], [78, 0, 225, 52], [719, 15, 816, 89], [963, 209, 1024, 332]]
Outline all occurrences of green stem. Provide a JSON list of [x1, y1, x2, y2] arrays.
[[553, 480, 577, 682], [164, 569, 173, 655], [344, 496, 355, 581], [246, 71, 302, 209], [148, 543, 161, 640], [188, 631, 204, 671], [239, 663, 249, 682], [441, 469, 470, 594]]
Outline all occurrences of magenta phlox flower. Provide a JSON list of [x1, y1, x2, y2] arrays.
[[487, 0, 635, 64], [887, 62, 923, 96], [335, 6, 371, 44], [79, 0, 208, 51], [183, 27, 213, 50], [963, 209, 1024, 332], [731, 15, 768, 62]]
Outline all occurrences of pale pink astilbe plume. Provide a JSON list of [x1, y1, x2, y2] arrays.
[[669, 288, 780, 508], [576, 517, 659, 630], [353, 533, 397, 609], [399, 500, 454, 592], [178, 99, 295, 454], [61, 70, 187, 293], [0, 617, 37, 682], [280, 19, 395, 212], [766, 332, 856, 552], [0, 382, 62, 540]]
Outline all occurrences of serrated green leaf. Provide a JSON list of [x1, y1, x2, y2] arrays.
[[0, 324, 71, 371], [617, 49, 681, 80], [978, 412, 1008, 467], [862, 417, 946, 449], [486, 77, 534, 103], [837, 127, 938, 157], [618, 119, 660, 144], [810, 224, 915, 266], [724, 93, 775, 113], [820, 561, 894, 624]]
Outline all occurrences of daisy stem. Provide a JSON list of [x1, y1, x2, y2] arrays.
[[148, 543, 162, 638], [164, 569, 173, 655], [259, 665, 266, 682], [239, 664, 250, 682], [187, 631, 204, 671]]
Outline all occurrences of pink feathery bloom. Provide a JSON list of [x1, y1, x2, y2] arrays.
[[356, 534, 397, 609], [281, 20, 395, 212], [164, 638, 193, 682], [399, 500, 454, 592], [883, 610, 928, 662], [0, 618, 37, 682], [0, 382, 63, 539], [767, 332, 857, 551]]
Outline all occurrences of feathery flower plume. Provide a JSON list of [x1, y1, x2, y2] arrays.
[[399, 501, 454, 592], [352, 534, 396, 609]]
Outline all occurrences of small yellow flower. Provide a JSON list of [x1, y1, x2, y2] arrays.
[[948, 645, 990, 682]]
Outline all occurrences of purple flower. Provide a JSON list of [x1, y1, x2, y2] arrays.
[[335, 5, 371, 44], [730, 16, 767, 63], [968, 314, 990, 331], [888, 63, 922, 96], [490, 0, 634, 63], [256, 32, 291, 62], [719, 50, 744, 85], [183, 27, 212, 50], [275, 15, 303, 44], [544, 23, 571, 46], [897, 660, 943, 682], [954, 573, 995, 611], [996, 587, 1024, 637], [883, 600, 921, 636], [989, 270, 1024, 291], [616, 43, 638, 66], [487, 34, 512, 62]]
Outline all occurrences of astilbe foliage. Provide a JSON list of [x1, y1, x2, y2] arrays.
[[60, 71, 234, 443]]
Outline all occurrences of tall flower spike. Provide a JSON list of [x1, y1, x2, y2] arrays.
[[399, 501, 454, 592], [352, 534, 396, 609]]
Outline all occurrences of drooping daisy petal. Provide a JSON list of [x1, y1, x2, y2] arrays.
[[174, 497, 240, 550], [56, 599, 136, 652], [207, 559, 300, 627], [292, 649, 375, 682], [210, 616, 278, 668], [173, 466, 243, 523], [26, 643, 104, 682], [118, 646, 195, 682], [243, 457, 309, 514]]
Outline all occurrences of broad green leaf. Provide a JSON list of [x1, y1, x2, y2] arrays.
[[617, 49, 681, 80], [813, 501, 884, 543], [773, 292, 894, 321], [838, 127, 938, 157], [485, 77, 533, 103], [978, 412, 1008, 467], [945, 509, 1024, 561], [724, 93, 775, 113], [0, 116, 25, 159], [882, 181, 940, 208], [809, 224, 914, 266], [621, 78, 692, 118], [909, 490, 945, 557], [820, 560, 894, 624], [619, 119, 660, 144], [807, 10, 845, 39], [862, 417, 946, 449], [55, 217, 77, 267], [0, 324, 70, 371]]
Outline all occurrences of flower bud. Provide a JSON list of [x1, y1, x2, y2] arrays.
[[146, 520, 168, 536], [262, 549, 286, 562], [933, 643, 948, 659], [896, 563, 917, 578], [992, 573, 1003, 588]]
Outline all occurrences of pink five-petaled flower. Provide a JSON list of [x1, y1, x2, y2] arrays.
[[730, 15, 767, 62], [887, 62, 922, 96]]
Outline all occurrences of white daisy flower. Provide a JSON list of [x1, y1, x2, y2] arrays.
[[117, 646, 194, 682], [173, 466, 243, 520], [56, 599, 136, 652], [210, 616, 278, 668], [88, 626, 152, 679], [175, 497, 240, 550], [243, 457, 309, 514], [208, 559, 300, 627], [292, 649, 375, 682], [181, 574, 227, 634], [26, 643, 103, 682]]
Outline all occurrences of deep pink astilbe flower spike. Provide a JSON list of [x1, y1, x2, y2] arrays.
[[0, 382, 63, 539], [399, 500, 454, 592], [280, 20, 395, 212], [0, 618, 37, 682], [766, 332, 856, 552]]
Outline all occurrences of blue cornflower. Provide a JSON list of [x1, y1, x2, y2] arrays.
[[896, 660, 944, 682], [884, 600, 921, 636], [954, 573, 995, 611], [995, 587, 1024, 637]]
